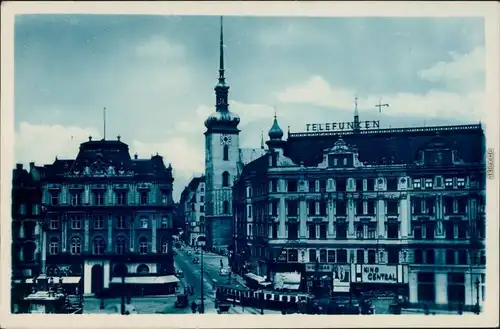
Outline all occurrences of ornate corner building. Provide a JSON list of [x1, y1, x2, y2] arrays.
[[178, 175, 206, 246], [12, 136, 177, 296], [233, 116, 486, 311]]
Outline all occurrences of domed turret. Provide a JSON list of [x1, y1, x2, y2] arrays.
[[268, 115, 284, 140], [204, 111, 240, 129]]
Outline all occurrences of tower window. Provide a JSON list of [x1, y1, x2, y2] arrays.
[[222, 171, 230, 187], [223, 145, 229, 161]]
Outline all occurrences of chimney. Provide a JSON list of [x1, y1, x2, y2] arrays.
[[29, 162, 35, 170], [16, 163, 23, 170], [134, 153, 138, 160]]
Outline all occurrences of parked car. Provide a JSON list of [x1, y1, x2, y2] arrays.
[[194, 250, 200, 255], [176, 269, 184, 278], [187, 251, 192, 256], [192, 257, 200, 264]]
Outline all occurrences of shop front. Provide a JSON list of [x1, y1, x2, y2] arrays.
[[305, 263, 334, 298]]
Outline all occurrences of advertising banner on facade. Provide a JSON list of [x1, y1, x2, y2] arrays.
[[305, 263, 333, 272], [332, 264, 350, 292], [361, 265, 398, 284]]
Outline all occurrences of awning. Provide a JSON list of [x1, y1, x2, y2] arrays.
[[273, 272, 301, 290], [111, 275, 179, 284], [24, 276, 81, 284], [244, 273, 267, 283]]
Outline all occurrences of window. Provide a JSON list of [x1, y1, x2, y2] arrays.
[[308, 224, 316, 239], [387, 249, 399, 264], [337, 249, 347, 263], [137, 264, 150, 274], [327, 250, 336, 263], [71, 192, 81, 206], [457, 222, 467, 239], [336, 179, 346, 192], [161, 216, 169, 229], [161, 238, 169, 254], [457, 250, 468, 265], [448, 273, 465, 304], [425, 249, 435, 264], [50, 217, 59, 230], [309, 249, 316, 262], [319, 249, 327, 263], [92, 237, 106, 255], [445, 221, 455, 239], [412, 179, 421, 189], [308, 200, 315, 215], [287, 249, 298, 262], [222, 171, 230, 187], [445, 178, 453, 188], [387, 200, 399, 215], [116, 192, 127, 205], [116, 216, 127, 229], [366, 179, 374, 191], [140, 192, 149, 205], [223, 145, 229, 161], [287, 180, 297, 192], [70, 237, 81, 255], [140, 217, 148, 229], [32, 204, 40, 216], [418, 272, 435, 302], [414, 249, 423, 264], [387, 222, 399, 239], [425, 222, 435, 240], [139, 237, 148, 254], [343, 158, 348, 166], [94, 192, 104, 205], [425, 199, 434, 214], [387, 178, 398, 191], [287, 223, 298, 239], [457, 178, 466, 188], [368, 250, 376, 264], [413, 223, 422, 239], [356, 179, 364, 191], [115, 237, 126, 254], [71, 216, 82, 230], [287, 200, 298, 216], [366, 225, 376, 239], [336, 222, 347, 239], [356, 201, 363, 215], [49, 237, 59, 255], [319, 180, 327, 192], [200, 195, 204, 202], [200, 205, 204, 212], [356, 249, 365, 264], [223, 201, 230, 214], [319, 224, 327, 239], [94, 215, 104, 229], [50, 192, 59, 206], [424, 178, 433, 189], [161, 193, 168, 204], [336, 201, 346, 216], [457, 198, 467, 213], [356, 224, 364, 239]]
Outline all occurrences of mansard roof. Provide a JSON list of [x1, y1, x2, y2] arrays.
[[284, 124, 485, 167], [40, 139, 173, 180], [239, 153, 270, 178]]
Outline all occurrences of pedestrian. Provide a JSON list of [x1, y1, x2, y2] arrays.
[[191, 301, 197, 314]]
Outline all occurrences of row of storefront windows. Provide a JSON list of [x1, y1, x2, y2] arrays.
[[417, 272, 485, 304]]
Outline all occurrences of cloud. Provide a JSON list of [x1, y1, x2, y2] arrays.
[[418, 46, 485, 91], [134, 35, 186, 59], [14, 122, 101, 166], [275, 46, 485, 122]]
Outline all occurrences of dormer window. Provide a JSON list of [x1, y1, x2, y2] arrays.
[[445, 178, 453, 188], [413, 179, 422, 189], [343, 158, 348, 166], [424, 178, 433, 189], [457, 178, 466, 188]]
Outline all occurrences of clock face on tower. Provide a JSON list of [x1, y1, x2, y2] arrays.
[[220, 134, 232, 145]]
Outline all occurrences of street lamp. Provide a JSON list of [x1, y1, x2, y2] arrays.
[[197, 240, 206, 314]]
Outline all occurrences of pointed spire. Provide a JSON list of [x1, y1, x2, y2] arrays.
[[219, 16, 225, 83], [354, 96, 359, 117], [260, 130, 264, 149], [353, 95, 360, 133]]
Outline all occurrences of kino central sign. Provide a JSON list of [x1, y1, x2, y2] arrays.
[[305, 120, 380, 132]]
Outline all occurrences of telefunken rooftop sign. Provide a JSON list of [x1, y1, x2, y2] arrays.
[[305, 120, 380, 132]]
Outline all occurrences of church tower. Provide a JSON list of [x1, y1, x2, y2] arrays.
[[204, 16, 240, 252]]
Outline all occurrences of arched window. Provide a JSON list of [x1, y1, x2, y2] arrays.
[[223, 201, 230, 214], [222, 171, 230, 187], [115, 237, 126, 254], [161, 238, 168, 254], [139, 237, 148, 255], [49, 237, 59, 255], [113, 263, 128, 276], [92, 236, 106, 255], [223, 145, 229, 161], [137, 264, 150, 274], [70, 236, 81, 255]]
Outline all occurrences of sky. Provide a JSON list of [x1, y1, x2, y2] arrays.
[[13, 15, 486, 201]]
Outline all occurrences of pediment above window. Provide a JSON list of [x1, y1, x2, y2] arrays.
[[415, 136, 461, 166]]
